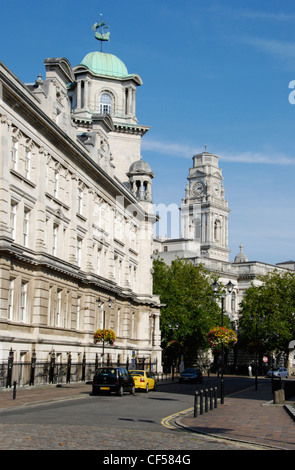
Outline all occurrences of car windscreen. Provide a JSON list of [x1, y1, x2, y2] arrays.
[[95, 368, 117, 377], [130, 371, 144, 376]]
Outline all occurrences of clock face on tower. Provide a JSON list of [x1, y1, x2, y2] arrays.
[[192, 182, 204, 196]]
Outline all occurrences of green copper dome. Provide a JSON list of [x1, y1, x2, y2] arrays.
[[80, 51, 131, 78]]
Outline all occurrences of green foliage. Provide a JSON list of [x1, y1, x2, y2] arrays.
[[238, 270, 295, 355], [153, 256, 222, 363]]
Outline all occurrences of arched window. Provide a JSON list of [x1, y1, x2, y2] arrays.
[[100, 93, 112, 115]]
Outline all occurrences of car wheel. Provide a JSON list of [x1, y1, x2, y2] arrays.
[[117, 386, 124, 396], [130, 385, 135, 395], [145, 384, 149, 393], [153, 382, 157, 391]]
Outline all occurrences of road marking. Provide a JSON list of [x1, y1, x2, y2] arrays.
[[161, 407, 194, 429]]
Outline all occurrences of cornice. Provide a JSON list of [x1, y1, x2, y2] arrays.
[[1, 245, 159, 308], [114, 123, 150, 136]]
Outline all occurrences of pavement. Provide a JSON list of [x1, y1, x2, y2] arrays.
[[0, 377, 294, 450], [177, 379, 295, 450]]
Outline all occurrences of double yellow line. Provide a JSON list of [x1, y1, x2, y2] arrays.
[[161, 407, 193, 429]]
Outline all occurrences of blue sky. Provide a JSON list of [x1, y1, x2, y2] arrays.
[[1, 0, 295, 265]]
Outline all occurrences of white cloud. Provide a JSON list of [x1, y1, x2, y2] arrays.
[[141, 139, 196, 159], [233, 9, 295, 22], [142, 138, 295, 166], [209, 5, 295, 23], [220, 150, 295, 166], [241, 36, 295, 66]]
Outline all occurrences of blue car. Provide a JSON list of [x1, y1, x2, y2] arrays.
[[179, 368, 203, 384]]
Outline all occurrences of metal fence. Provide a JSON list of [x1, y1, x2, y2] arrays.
[[0, 349, 159, 389]]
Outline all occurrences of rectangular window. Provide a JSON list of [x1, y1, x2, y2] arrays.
[[11, 141, 18, 170], [25, 149, 31, 179], [77, 237, 82, 267], [117, 308, 121, 337], [54, 170, 59, 198], [48, 285, 53, 326], [53, 223, 58, 256], [8, 278, 15, 320], [118, 259, 122, 285], [20, 281, 28, 322], [23, 208, 30, 247], [97, 247, 101, 274], [10, 201, 17, 240], [65, 290, 70, 329], [77, 296, 81, 330], [134, 266, 137, 290], [56, 289, 62, 327], [77, 187, 83, 215], [94, 203, 101, 227]]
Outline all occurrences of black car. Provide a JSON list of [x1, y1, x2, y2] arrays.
[[179, 368, 203, 384], [92, 367, 135, 396]]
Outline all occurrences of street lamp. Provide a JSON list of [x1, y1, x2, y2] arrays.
[[97, 297, 112, 365], [250, 313, 264, 391], [212, 279, 234, 404], [168, 322, 179, 381]]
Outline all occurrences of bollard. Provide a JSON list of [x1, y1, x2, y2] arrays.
[[13, 381, 16, 400], [199, 390, 203, 415], [194, 391, 199, 418], [214, 387, 218, 408], [209, 388, 213, 410], [205, 389, 208, 412]]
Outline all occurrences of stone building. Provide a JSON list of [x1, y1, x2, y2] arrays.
[[0, 28, 162, 373], [154, 150, 295, 371]]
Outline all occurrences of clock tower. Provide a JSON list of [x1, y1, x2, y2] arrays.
[[180, 151, 230, 262]]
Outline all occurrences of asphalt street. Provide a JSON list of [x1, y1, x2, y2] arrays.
[[0, 375, 294, 453]]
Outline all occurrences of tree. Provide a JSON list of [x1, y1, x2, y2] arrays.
[[153, 256, 225, 366], [238, 270, 295, 364]]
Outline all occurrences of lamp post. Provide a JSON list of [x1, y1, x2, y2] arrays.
[[168, 322, 179, 381], [212, 280, 234, 404], [97, 297, 112, 365], [250, 313, 264, 391]]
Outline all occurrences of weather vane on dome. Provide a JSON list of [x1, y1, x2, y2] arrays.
[[91, 14, 110, 52]]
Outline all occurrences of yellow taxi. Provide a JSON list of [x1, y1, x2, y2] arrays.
[[129, 370, 156, 392]]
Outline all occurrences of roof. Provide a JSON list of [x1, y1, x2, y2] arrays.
[[128, 159, 153, 176], [78, 51, 142, 84], [233, 244, 248, 263]]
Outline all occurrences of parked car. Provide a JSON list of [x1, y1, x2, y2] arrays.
[[266, 367, 289, 378], [92, 367, 135, 396], [129, 370, 156, 392], [179, 368, 203, 384]]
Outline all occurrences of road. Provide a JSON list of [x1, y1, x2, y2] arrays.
[[0, 376, 266, 452]]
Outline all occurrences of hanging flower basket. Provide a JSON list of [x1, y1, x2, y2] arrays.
[[207, 326, 237, 353], [94, 329, 116, 346]]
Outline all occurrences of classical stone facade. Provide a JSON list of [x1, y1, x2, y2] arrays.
[[0, 42, 161, 369]]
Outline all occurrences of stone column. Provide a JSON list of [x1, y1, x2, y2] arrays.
[[77, 81, 81, 109]]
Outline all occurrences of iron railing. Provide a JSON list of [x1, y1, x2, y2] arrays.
[[0, 349, 159, 389]]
